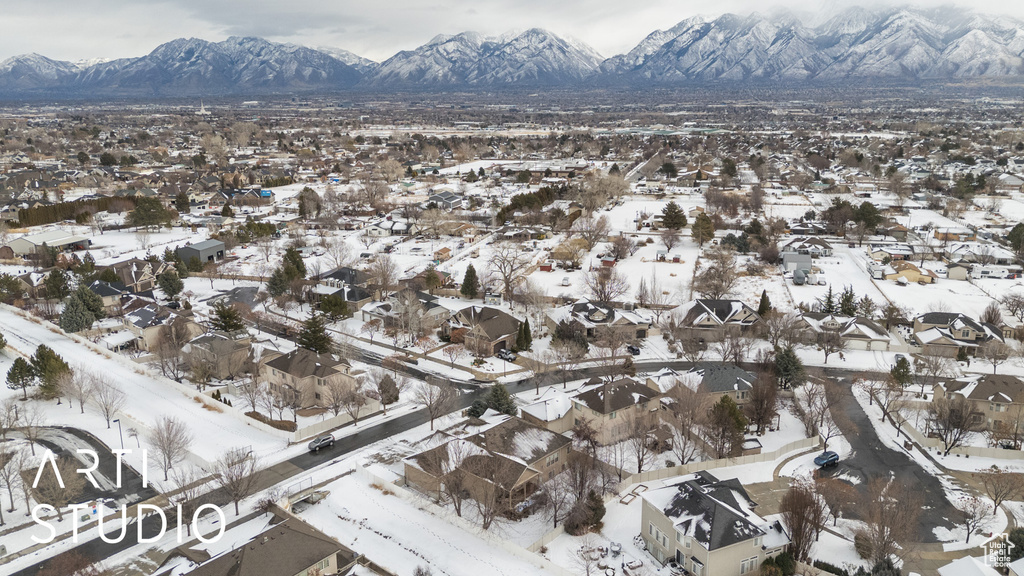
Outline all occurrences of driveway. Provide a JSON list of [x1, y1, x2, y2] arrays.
[[817, 375, 958, 542]]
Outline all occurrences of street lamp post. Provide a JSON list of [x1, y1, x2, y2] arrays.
[[112, 418, 124, 450]]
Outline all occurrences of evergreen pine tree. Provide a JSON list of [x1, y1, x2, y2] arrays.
[[691, 212, 714, 246], [661, 201, 687, 229], [839, 285, 858, 316], [211, 301, 245, 332], [818, 285, 837, 314], [890, 356, 913, 387], [775, 346, 806, 388], [221, 204, 233, 217], [485, 383, 517, 416], [423, 268, 441, 293], [320, 293, 350, 321], [283, 247, 306, 278], [522, 318, 532, 350], [72, 284, 105, 321], [0, 332, 5, 350], [298, 313, 333, 354], [6, 357, 36, 400], [30, 345, 70, 400], [176, 191, 190, 214], [757, 290, 773, 316], [157, 270, 184, 300], [59, 294, 96, 333], [267, 267, 290, 297], [44, 269, 69, 301], [460, 264, 479, 299]]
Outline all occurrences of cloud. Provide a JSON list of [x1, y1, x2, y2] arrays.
[[1, 0, 1022, 63]]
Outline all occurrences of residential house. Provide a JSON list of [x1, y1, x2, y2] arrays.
[[545, 299, 652, 341], [934, 228, 977, 242], [262, 347, 368, 410], [434, 247, 452, 262], [442, 306, 522, 357], [404, 416, 571, 504], [185, 331, 252, 380], [426, 190, 465, 210], [869, 243, 914, 261], [780, 237, 833, 257], [640, 471, 790, 574], [104, 258, 173, 293], [884, 261, 937, 284], [932, 374, 1024, 433], [123, 301, 203, 351], [674, 299, 761, 340], [520, 394, 575, 434], [946, 242, 1017, 265], [913, 312, 1003, 357], [166, 517, 358, 576], [681, 363, 755, 405], [87, 280, 129, 315], [780, 251, 812, 273], [571, 378, 660, 444], [798, 312, 891, 351]]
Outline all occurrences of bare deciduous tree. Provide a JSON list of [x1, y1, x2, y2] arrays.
[[29, 456, 85, 522], [64, 369, 93, 414], [624, 413, 657, 474], [169, 466, 208, 536], [745, 371, 779, 434], [152, 416, 194, 481], [442, 344, 466, 368], [763, 311, 804, 350], [979, 466, 1024, 513], [815, 476, 858, 526], [416, 380, 456, 430], [780, 479, 825, 561], [489, 242, 530, 304], [572, 215, 610, 250], [665, 380, 708, 465], [692, 246, 738, 299], [954, 495, 992, 544], [215, 447, 262, 515], [979, 340, 1014, 374], [369, 254, 398, 300], [861, 479, 921, 565], [92, 380, 126, 429], [582, 266, 630, 306], [931, 394, 977, 456]]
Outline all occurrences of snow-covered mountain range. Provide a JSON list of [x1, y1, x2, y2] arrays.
[[2, 8, 1024, 97]]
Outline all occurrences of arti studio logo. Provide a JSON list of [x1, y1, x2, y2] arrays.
[[985, 532, 1015, 568], [30, 449, 225, 545]]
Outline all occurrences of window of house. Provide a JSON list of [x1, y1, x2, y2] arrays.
[[610, 411, 617, 419], [315, 393, 321, 400], [961, 330, 971, 338], [690, 559, 704, 576], [740, 556, 759, 574], [317, 558, 330, 570], [754, 536, 761, 548], [546, 452, 559, 466]]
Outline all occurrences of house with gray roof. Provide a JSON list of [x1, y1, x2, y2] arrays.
[[571, 378, 660, 444], [641, 471, 790, 575], [684, 363, 756, 405]]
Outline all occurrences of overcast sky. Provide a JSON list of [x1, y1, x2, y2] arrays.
[[4, 0, 1023, 63]]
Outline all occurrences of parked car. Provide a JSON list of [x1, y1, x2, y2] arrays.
[[497, 349, 517, 362], [813, 451, 839, 468], [561, 276, 571, 286], [626, 344, 641, 355], [308, 434, 335, 452]]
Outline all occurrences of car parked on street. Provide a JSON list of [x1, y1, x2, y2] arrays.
[[308, 434, 335, 452]]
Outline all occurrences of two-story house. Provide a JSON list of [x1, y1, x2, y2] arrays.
[[262, 347, 367, 410], [932, 374, 1024, 434], [682, 363, 756, 406], [674, 299, 761, 340], [545, 298, 652, 341], [442, 305, 522, 357], [571, 378, 660, 445], [404, 416, 571, 504], [913, 312, 1003, 357], [641, 471, 790, 576]]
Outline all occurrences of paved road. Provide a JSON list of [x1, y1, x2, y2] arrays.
[[816, 375, 958, 542]]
